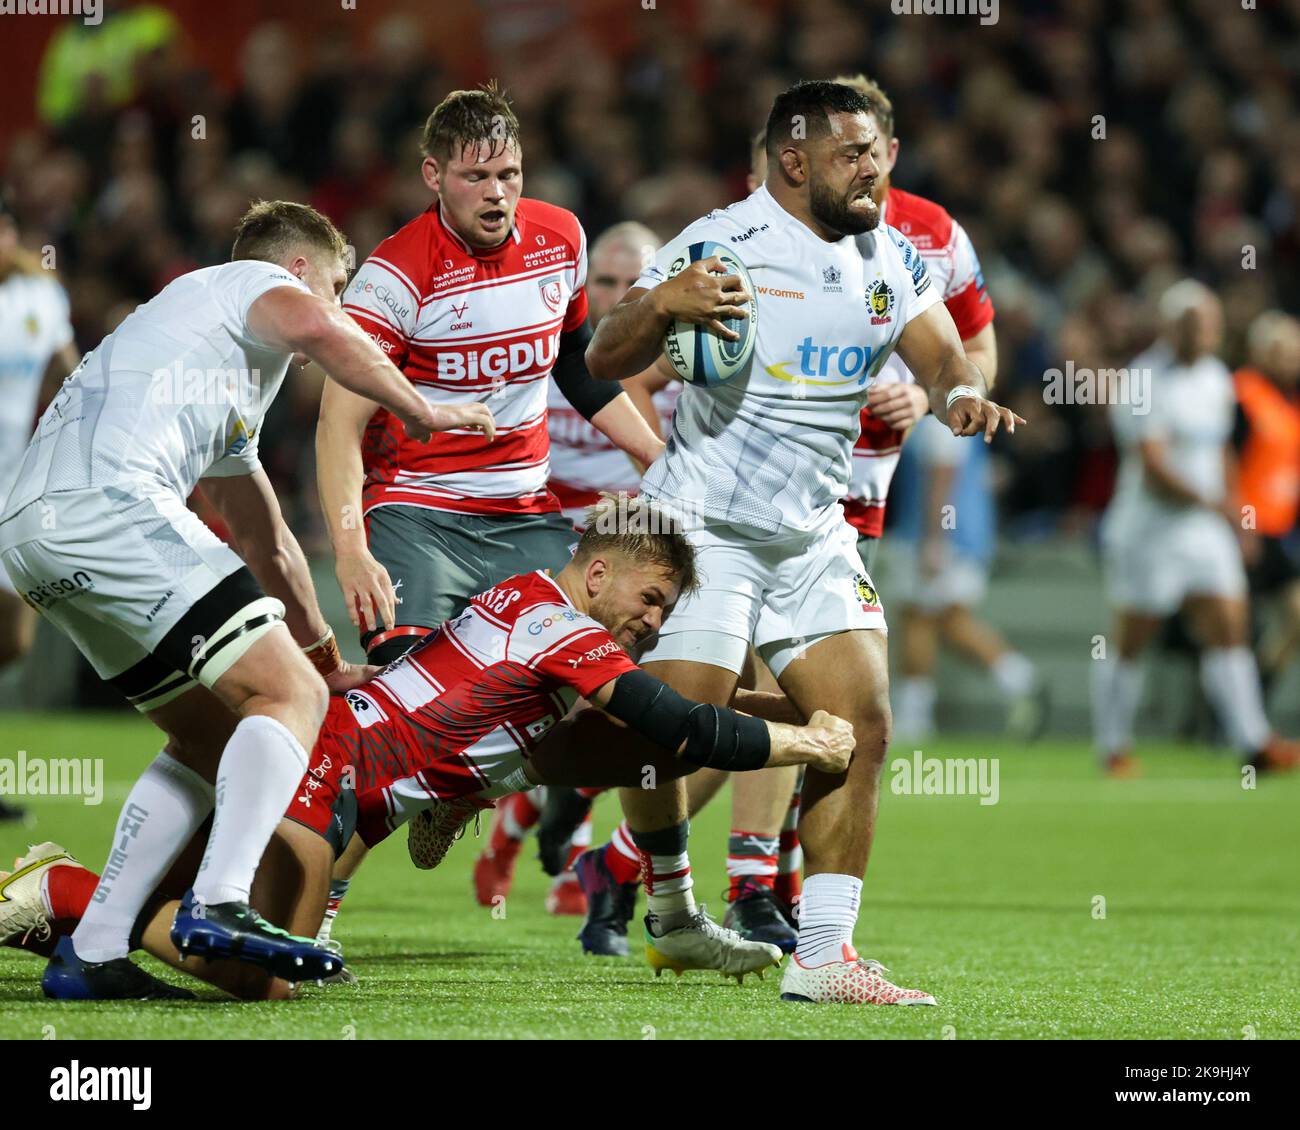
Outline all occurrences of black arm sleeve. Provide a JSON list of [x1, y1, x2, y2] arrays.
[[605, 669, 772, 772], [553, 323, 622, 421]]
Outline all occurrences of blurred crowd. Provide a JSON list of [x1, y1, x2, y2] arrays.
[[3, 0, 1299, 547]]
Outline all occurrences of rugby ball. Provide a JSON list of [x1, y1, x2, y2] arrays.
[[661, 240, 758, 387]]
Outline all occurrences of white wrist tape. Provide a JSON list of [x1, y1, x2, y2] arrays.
[[945, 385, 983, 413]]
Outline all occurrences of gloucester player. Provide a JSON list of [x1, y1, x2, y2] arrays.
[[477, 221, 678, 916], [314, 84, 664, 945], [7, 497, 856, 999]]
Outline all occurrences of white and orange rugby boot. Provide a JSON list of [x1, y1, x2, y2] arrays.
[[780, 943, 936, 1005]]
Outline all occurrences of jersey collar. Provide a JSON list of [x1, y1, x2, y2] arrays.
[[534, 568, 575, 608], [433, 200, 523, 260], [752, 182, 857, 249]]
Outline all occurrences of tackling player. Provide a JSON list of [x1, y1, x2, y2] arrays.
[[477, 220, 676, 916], [1093, 281, 1299, 775], [585, 81, 1023, 1005], [4, 498, 854, 999], [0, 198, 81, 823], [0, 201, 488, 998]]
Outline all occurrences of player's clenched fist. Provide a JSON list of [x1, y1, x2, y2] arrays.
[[800, 709, 856, 774], [947, 394, 1025, 443], [650, 255, 751, 341]]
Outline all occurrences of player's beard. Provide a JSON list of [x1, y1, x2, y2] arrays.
[[809, 175, 879, 236]]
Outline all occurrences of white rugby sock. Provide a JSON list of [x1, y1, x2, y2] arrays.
[[1199, 647, 1271, 754], [794, 872, 862, 967], [1091, 657, 1143, 757], [894, 677, 936, 735], [73, 752, 214, 963], [193, 714, 309, 906], [992, 651, 1036, 698]]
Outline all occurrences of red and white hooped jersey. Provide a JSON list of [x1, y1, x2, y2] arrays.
[[315, 570, 637, 838], [843, 186, 995, 538], [546, 379, 680, 525], [343, 199, 588, 517]]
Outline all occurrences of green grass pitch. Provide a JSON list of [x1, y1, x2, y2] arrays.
[[1, 712, 1297, 1040]]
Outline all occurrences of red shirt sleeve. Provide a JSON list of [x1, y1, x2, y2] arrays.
[[563, 284, 590, 334]]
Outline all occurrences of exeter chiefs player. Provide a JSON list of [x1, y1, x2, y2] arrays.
[[0, 201, 483, 998], [1093, 281, 1299, 775], [586, 81, 1023, 1005], [0, 199, 80, 823], [4, 499, 854, 998], [575, 77, 1008, 960]]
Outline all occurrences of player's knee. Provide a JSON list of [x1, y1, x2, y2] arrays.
[[850, 697, 892, 769]]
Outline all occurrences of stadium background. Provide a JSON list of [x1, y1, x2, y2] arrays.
[[2, 0, 1299, 1044], [2, 0, 1299, 734]]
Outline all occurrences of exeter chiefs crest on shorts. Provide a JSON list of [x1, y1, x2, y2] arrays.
[[854, 572, 882, 613]]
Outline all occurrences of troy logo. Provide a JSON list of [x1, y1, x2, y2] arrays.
[[538, 276, 563, 313]]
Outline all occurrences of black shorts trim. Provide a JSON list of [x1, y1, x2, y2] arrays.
[[154, 566, 270, 677], [110, 652, 190, 705]]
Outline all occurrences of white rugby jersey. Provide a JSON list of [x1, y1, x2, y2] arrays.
[[0, 270, 74, 500], [1107, 343, 1236, 522], [635, 184, 940, 535], [2, 260, 309, 518]]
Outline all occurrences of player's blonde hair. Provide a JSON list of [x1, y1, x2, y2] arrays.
[[231, 200, 348, 266], [830, 73, 896, 139], [577, 494, 700, 595]]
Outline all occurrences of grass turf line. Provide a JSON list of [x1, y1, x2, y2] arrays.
[[0, 713, 1296, 1039]]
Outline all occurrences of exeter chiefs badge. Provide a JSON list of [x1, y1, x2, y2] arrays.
[[853, 573, 882, 613], [538, 275, 563, 313], [868, 280, 895, 325]]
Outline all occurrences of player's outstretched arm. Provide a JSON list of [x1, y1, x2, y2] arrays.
[[897, 302, 1024, 443], [587, 669, 853, 774], [246, 287, 496, 444], [585, 257, 751, 381]]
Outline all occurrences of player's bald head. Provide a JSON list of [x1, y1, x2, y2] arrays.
[[1247, 310, 1300, 384], [588, 223, 660, 326], [1158, 279, 1222, 360]]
